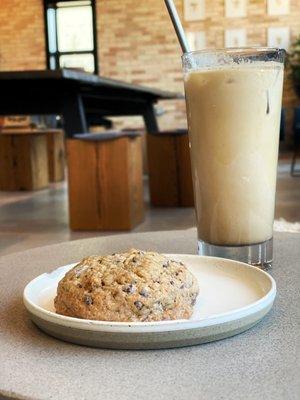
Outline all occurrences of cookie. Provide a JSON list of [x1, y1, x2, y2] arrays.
[[54, 249, 199, 322]]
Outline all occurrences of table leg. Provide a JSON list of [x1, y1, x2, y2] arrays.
[[143, 103, 159, 133], [62, 93, 88, 138]]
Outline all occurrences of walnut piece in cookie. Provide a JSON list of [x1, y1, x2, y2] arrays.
[[54, 249, 199, 322]]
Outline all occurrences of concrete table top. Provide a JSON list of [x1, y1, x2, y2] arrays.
[[0, 229, 299, 400]]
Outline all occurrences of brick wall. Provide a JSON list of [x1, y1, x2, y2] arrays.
[[97, 0, 186, 130], [0, 0, 299, 138], [0, 0, 46, 71]]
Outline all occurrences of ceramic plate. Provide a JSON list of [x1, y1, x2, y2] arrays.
[[23, 255, 276, 349]]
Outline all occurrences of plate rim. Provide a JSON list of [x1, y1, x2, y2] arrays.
[[23, 254, 276, 333]]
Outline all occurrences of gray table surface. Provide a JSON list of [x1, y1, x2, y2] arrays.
[[0, 229, 299, 400]]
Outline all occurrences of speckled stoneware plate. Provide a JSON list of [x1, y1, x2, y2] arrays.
[[23, 255, 276, 350]]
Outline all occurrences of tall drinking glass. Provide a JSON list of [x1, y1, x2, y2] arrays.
[[182, 48, 285, 269]]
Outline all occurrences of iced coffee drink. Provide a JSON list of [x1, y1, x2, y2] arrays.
[[182, 49, 285, 268]]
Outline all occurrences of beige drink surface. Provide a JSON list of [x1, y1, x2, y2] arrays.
[[185, 64, 284, 246]]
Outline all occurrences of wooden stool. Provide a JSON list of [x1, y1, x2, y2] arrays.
[[46, 129, 65, 182], [123, 128, 148, 174], [0, 130, 49, 191], [147, 130, 194, 207], [67, 131, 145, 230]]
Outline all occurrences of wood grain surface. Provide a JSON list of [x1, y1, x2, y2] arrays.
[[67, 137, 144, 230]]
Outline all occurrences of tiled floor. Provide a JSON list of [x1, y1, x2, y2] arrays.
[[0, 159, 299, 256]]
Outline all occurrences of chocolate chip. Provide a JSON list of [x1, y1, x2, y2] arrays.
[[162, 263, 168, 268], [179, 262, 185, 266], [78, 284, 83, 288], [180, 284, 185, 289], [122, 284, 136, 294], [84, 295, 93, 305], [170, 280, 174, 285], [134, 301, 143, 310], [132, 257, 137, 263], [175, 272, 179, 276], [139, 288, 148, 298]]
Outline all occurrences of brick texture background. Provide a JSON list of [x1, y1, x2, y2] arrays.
[[0, 0, 300, 139], [0, 0, 45, 71]]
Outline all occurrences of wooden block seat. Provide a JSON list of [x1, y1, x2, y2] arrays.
[[46, 129, 65, 182], [123, 128, 148, 174], [67, 131, 145, 231], [147, 129, 194, 207], [0, 129, 49, 191]]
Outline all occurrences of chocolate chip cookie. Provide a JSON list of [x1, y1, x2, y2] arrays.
[[54, 249, 199, 322]]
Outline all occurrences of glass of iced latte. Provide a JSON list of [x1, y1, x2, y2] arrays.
[[183, 48, 285, 269]]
